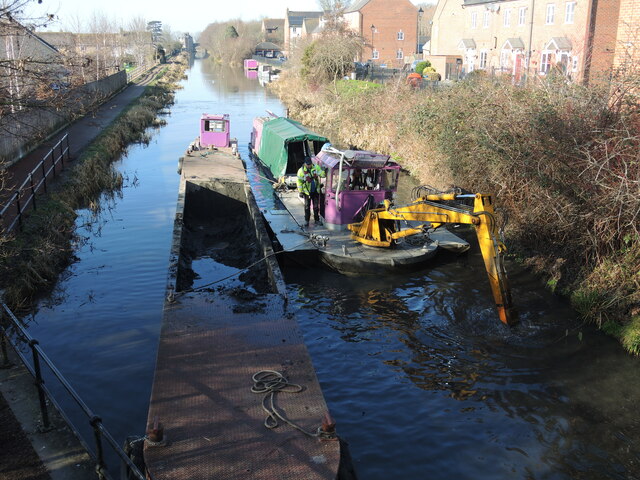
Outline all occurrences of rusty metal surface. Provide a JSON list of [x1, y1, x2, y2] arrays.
[[145, 148, 340, 479], [145, 283, 341, 480]]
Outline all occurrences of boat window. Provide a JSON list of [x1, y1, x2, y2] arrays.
[[205, 120, 226, 132], [379, 169, 399, 190], [331, 168, 350, 192]]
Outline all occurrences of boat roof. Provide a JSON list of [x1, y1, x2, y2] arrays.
[[257, 117, 328, 178], [317, 149, 396, 169], [201, 113, 228, 120]]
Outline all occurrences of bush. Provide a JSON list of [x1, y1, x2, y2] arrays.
[[414, 60, 431, 75]]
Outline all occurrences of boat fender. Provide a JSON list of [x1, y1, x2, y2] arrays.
[[177, 157, 183, 175]]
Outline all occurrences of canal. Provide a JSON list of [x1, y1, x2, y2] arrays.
[[26, 59, 640, 479]]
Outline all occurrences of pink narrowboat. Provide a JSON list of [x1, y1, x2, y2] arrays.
[[243, 59, 258, 70], [314, 145, 400, 231]]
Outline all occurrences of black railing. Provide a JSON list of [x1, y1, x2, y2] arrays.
[[0, 302, 146, 480], [0, 134, 71, 233]]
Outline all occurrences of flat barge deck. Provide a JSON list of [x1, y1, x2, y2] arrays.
[[143, 148, 342, 479]]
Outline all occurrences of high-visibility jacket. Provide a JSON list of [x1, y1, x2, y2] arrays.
[[297, 163, 325, 195]]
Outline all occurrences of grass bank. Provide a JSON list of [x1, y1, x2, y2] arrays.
[[270, 71, 640, 354], [0, 54, 190, 310]]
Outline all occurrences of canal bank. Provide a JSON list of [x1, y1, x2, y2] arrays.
[[5, 59, 640, 480]]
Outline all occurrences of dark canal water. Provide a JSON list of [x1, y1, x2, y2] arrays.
[[26, 60, 640, 480]]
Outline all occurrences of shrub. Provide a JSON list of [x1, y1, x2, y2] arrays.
[[414, 60, 431, 75]]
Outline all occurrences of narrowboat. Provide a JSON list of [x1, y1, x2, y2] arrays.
[[249, 117, 469, 275]]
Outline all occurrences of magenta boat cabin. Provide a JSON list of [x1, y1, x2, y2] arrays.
[[243, 59, 258, 70], [314, 145, 400, 231], [200, 114, 230, 148]]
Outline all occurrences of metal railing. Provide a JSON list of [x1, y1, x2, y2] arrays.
[[0, 302, 146, 480], [0, 134, 71, 233]]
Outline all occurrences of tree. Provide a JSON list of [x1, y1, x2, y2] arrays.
[[146, 20, 162, 43], [200, 20, 261, 66], [127, 16, 154, 67], [317, 0, 351, 32], [301, 31, 363, 87], [224, 25, 239, 39]]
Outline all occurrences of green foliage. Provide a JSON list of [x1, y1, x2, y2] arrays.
[[414, 60, 431, 74], [335, 79, 384, 97], [603, 317, 640, 355], [225, 26, 239, 38]]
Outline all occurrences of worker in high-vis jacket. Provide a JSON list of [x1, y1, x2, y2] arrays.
[[297, 156, 325, 227]]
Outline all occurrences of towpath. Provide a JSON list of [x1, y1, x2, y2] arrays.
[[0, 64, 162, 231]]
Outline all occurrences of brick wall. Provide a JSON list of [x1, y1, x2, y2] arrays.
[[360, 0, 419, 67], [586, 0, 621, 83], [613, 0, 640, 74]]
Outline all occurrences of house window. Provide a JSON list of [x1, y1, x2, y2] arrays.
[[540, 51, 552, 73], [572, 55, 579, 72], [471, 11, 478, 28], [504, 9, 512, 27], [546, 4, 555, 24], [397, 30, 405, 41], [372, 49, 379, 59], [479, 50, 488, 69], [483, 11, 490, 28], [565, 2, 575, 23], [397, 49, 404, 59], [519, 7, 527, 26]]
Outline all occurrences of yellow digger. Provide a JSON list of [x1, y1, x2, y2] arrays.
[[348, 193, 515, 325]]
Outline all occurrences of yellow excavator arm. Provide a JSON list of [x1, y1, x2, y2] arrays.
[[348, 193, 515, 325]]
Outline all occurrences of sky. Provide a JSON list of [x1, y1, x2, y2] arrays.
[[29, 0, 427, 36]]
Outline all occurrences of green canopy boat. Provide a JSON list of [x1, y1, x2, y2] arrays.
[[250, 116, 329, 181]]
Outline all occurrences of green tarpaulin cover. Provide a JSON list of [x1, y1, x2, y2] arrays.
[[257, 117, 328, 178]]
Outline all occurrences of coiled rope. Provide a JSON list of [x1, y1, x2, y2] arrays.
[[251, 370, 333, 439]]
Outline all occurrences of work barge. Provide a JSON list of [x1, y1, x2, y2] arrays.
[[143, 115, 346, 479]]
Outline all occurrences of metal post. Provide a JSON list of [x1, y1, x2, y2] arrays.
[[50, 151, 56, 178], [90, 416, 107, 480], [41, 161, 48, 193], [29, 339, 50, 430], [58, 141, 64, 168], [15, 190, 22, 229], [29, 174, 36, 211]]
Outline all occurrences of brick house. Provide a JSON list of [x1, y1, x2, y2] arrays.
[[431, 0, 637, 84], [344, 0, 420, 67], [284, 10, 324, 55], [262, 18, 285, 45]]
